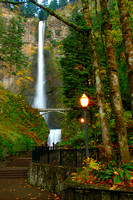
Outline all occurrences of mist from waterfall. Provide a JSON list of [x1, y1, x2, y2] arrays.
[[33, 21, 61, 146]]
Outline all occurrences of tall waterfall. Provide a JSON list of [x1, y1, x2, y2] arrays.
[[33, 21, 61, 146], [33, 21, 46, 112]]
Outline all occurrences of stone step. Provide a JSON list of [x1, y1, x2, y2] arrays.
[[7, 158, 31, 167], [0, 167, 28, 179]]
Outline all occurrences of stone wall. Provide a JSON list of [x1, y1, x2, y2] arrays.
[[29, 162, 78, 194], [61, 186, 133, 200], [29, 161, 133, 200]]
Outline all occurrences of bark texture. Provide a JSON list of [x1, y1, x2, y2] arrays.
[[117, 0, 133, 118], [100, 0, 130, 162], [81, 0, 113, 160]]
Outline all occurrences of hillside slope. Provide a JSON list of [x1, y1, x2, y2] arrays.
[[0, 85, 49, 158]]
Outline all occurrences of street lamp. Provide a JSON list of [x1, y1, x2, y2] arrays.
[[80, 118, 85, 123], [80, 94, 89, 158]]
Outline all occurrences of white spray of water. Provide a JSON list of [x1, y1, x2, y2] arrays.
[[33, 21, 61, 146], [48, 129, 61, 146]]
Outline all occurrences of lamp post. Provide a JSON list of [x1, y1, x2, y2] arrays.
[[80, 94, 89, 158]]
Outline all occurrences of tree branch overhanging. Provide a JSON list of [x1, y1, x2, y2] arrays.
[[0, 0, 27, 4], [0, 0, 91, 35]]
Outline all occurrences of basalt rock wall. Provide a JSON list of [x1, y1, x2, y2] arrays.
[[0, 4, 38, 93]]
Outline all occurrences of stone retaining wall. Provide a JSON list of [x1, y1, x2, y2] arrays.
[[29, 162, 77, 194], [29, 162, 133, 200], [61, 186, 133, 200]]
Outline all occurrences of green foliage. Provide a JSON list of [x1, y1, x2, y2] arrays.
[[49, 0, 59, 11], [13, 135, 35, 153], [51, 38, 58, 47], [0, 13, 28, 74], [60, 9, 95, 109], [107, 0, 131, 110], [59, 0, 68, 8], [60, 131, 85, 149], [0, 135, 3, 145], [59, 110, 103, 149], [97, 161, 133, 185], [115, 42, 130, 110], [3, 139, 14, 154], [60, 117, 84, 148], [0, 11, 7, 67], [59, 108, 132, 150], [71, 158, 133, 190], [17, 2, 38, 18], [45, 30, 51, 38], [0, 86, 49, 158], [58, 1, 132, 152], [38, 0, 49, 20]]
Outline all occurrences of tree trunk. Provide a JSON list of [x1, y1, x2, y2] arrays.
[[81, 0, 113, 160], [117, 0, 133, 118], [100, 0, 130, 163]]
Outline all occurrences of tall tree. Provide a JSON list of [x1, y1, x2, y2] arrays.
[[49, 0, 59, 11], [59, 0, 67, 9], [117, 0, 133, 118], [38, 0, 49, 20], [60, 9, 94, 108], [21, 2, 38, 18], [99, 0, 130, 162], [4, 16, 27, 77], [81, 0, 113, 160]]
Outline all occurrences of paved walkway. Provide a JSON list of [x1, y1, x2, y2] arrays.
[[0, 178, 60, 200]]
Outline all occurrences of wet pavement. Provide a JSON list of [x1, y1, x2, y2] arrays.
[[0, 178, 60, 200]]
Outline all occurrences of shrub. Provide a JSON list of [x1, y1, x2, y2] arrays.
[[71, 158, 133, 189]]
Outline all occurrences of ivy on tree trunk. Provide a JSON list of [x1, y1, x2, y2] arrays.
[[100, 0, 130, 163], [117, 0, 133, 118]]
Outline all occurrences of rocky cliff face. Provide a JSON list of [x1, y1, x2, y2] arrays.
[[0, 3, 76, 128], [0, 5, 38, 92]]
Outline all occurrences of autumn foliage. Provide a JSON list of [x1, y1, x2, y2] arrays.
[[71, 157, 133, 191]]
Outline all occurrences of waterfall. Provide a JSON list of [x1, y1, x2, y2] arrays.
[[48, 129, 61, 147], [33, 21, 46, 112], [33, 21, 61, 146]]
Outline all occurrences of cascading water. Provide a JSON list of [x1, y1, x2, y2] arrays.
[[33, 21, 46, 112], [33, 21, 61, 146], [48, 129, 61, 146]]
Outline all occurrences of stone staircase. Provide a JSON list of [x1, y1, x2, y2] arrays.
[[0, 157, 31, 179]]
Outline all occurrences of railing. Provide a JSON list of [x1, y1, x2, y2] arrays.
[[38, 108, 71, 115], [32, 146, 100, 166], [32, 146, 133, 166]]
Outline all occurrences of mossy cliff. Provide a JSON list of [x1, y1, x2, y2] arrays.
[[0, 84, 49, 158]]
